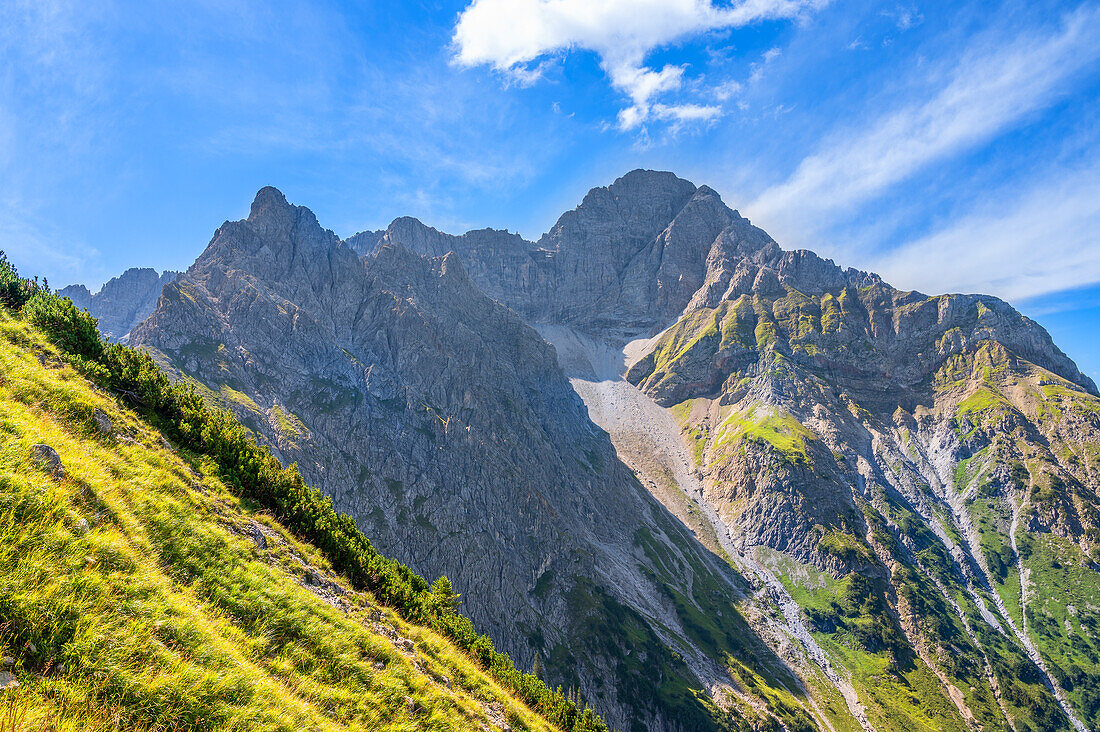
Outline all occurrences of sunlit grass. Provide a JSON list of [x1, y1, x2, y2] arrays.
[[0, 313, 556, 731]]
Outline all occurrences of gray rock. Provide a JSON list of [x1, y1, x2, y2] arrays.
[[30, 444, 64, 479], [0, 671, 17, 690], [128, 184, 789, 731], [59, 268, 177, 342], [250, 524, 267, 549], [92, 408, 113, 434]]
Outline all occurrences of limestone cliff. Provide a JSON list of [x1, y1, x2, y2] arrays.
[[61, 267, 177, 341], [130, 187, 815, 732]]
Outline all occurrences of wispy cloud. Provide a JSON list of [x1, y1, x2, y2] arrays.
[[451, 0, 825, 130], [883, 4, 922, 32], [653, 102, 722, 124], [0, 200, 101, 287], [749, 47, 782, 83], [748, 5, 1100, 236], [870, 161, 1100, 301]]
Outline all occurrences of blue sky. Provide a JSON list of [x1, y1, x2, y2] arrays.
[[1, 0, 1098, 378]]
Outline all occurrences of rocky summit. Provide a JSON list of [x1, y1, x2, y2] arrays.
[[100, 170, 1100, 731], [60, 267, 177, 341]]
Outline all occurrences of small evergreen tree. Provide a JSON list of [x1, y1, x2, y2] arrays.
[[0, 250, 42, 310], [24, 291, 104, 360], [429, 576, 460, 615]]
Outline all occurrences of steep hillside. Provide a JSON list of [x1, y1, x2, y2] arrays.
[[0, 308, 571, 732], [624, 244, 1100, 730], [126, 189, 825, 731], [374, 170, 1100, 731]]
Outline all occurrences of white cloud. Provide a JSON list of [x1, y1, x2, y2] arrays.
[[712, 79, 743, 100], [749, 46, 782, 82], [653, 102, 722, 126], [452, 0, 824, 129], [870, 162, 1100, 301], [748, 6, 1100, 235]]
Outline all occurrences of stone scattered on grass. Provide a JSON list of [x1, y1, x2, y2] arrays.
[[92, 408, 113, 434], [30, 444, 65, 479]]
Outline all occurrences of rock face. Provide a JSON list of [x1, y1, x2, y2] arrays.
[[106, 170, 1100, 731], [130, 187, 809, 732], [92, 408, 113, 434], [364, 171, 741, 341], [369, 170, 1100, 732], [61, 268, 177, 341]]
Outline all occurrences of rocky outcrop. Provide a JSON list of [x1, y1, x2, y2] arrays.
[[30, 444, 64, 479], [130, 186, 807, 732], [369, 169, 1100, 731], [61, 268, 177, 341]]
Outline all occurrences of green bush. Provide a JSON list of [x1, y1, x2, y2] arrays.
[[0, 251, 43, 310], [24, 291, 104, 360]]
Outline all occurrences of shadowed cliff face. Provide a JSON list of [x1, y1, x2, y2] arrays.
[[60, 268, 177, 341], [130, 186, 814, 732], [368, 170, 1100, 732]]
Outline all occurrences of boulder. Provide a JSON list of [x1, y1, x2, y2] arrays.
[[30, 444, 65, 479], [92, 408, 113, 434]]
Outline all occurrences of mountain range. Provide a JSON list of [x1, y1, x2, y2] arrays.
[[66, 170, 1100, 732]]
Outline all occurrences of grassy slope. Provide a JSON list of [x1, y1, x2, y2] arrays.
[[0, 313, 558, 732], [946, 346, 1100, 728], [640, 293, 1089, 731]]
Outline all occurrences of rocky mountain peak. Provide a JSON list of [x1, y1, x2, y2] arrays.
[[243, 186, 330, 245], [606, 168, 697, 203], [381, 216, 454, 258], [198, 187, 340, 274], [343, 228, 386, 257], [539, 169, 697, 255], [248, 185, 292, 222], [60, 267, 178, 342]]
